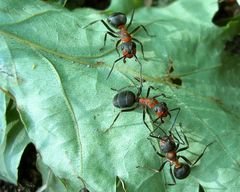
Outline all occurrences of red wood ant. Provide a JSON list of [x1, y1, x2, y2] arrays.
[[83, 10, 155, 80], [137, 125, 214, 185], [105, 85, 180, 132], [212, 0, 240, 26]]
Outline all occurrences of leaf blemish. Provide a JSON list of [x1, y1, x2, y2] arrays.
[[169, 77, 182, 86]]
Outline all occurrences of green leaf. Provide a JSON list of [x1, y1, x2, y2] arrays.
[[0, 95, 30, 184], [106, 0, 144, 13], [37, 157, 68, 192], [0, 0, 240, 191], [0, 91, 8, 144]]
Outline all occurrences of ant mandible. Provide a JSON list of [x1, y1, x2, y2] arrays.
[[83, 10, 155, 80], [105, 85, 180, 132], [137, 125, 214, 185]]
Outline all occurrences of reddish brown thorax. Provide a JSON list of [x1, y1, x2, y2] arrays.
[[166, 151, 181, 168], [138, 98, 159, 108], [118, 25, 132, 43]]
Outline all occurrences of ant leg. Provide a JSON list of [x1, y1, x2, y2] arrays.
[[127, 9, 135, 29], [152, 93, 168, 99], [149, 126, 161, 139], [147, 108, 157, 123], [82, 19, 101, 29], [111, 85, 141, 99], [143, 108, 152, 132], [104, 106, 138, 133], [136, 161, 168, 173], [143, 107, 162, 133], [148, 138, 165, 157], [132, 38, 147, 61], [146, 86, 156, 97], [172, 129, 185, 145], [178, 155, 192, 165], [169, 107, 181, 133], [107, 56, 125, 79], [133, 54, 143, 88], [130, 25, 155, 37], [168, 166, 176, 186], [176, 129, 189, 153], [192, 142, 214, 166], [146, 86, 170, 99], [153, 116, 164, 124], [172, 123, 186, 145], [158, 161, 168, 172], [105, 111, 121, 132], [100, 20, 117, 33], [136, 85, 143, 98], [111, 85, 136, 92], [115, 40, 121, 57], [149, 124, 166, 139], [100, 32, 118, 51], [83, 20, 117, 34]]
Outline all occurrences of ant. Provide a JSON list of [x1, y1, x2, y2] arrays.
[[105, 85, 180, 132], [137, 124, 214, 185], [212, 0, 240, 26], [83, 10, 155, 80]]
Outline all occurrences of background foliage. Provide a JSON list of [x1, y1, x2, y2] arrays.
[[0, 0, 240, 191]]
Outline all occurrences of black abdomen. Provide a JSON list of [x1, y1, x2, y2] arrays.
[[113, 91, 136, 108], [174, 163, 191, 179]]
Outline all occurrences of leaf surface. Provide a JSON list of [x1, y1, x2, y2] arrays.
[[0, 95, 30, 184], [0, 0, 240, 191]]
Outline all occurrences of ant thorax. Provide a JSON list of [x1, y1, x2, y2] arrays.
[[139, 98, 158, 108], [166, 151, 177, 162], [119, 28, 132, 42]]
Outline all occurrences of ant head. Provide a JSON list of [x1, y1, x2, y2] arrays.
[[107, 12, 127, 28], [121, 42, 136, 58], [153, 102, 169, 117], [174, 163, 191, 179], [160, 135, 176, 153]]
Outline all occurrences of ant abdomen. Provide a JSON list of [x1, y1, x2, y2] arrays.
[[107, 12, 127, 28], [174, 163, 191, 179], [113, 91, 136, 108]]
